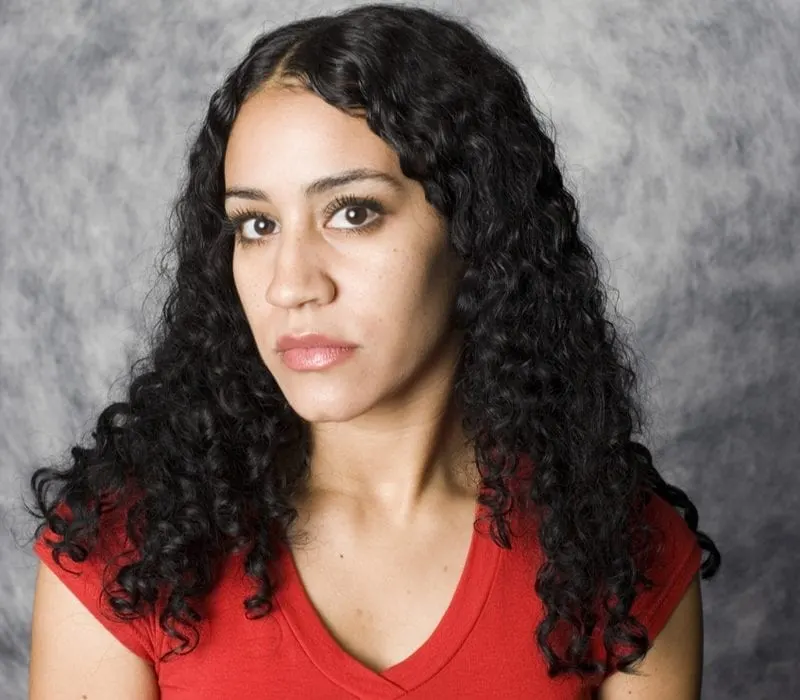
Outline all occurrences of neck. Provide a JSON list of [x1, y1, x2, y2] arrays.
[[299, 341, 480, 527]]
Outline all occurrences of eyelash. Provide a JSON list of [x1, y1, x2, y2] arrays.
[[223, 194, 385, 247]]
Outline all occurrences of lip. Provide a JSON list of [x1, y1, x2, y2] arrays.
[[280, 346, 356, 371], [275, 333, 358, 352]]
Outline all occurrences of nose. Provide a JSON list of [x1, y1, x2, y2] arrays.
[[263, 224, 335, 310]]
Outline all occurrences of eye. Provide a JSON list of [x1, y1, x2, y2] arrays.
[[240, 215, 275, 239], [223, 209, 276, 246], [327, 202, 381, 229], [225, 195, 385, 247], [323, 194, 385, 232]]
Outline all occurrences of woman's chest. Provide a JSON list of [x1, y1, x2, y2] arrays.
[[153, 542, 592, 700], [286, 519, 476, 673]]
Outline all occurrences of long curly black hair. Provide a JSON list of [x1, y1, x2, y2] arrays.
[[26, 2, 720, 682]]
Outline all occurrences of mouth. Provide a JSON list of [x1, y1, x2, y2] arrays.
[[275, 332, 357, 352], [278, 345, 357, 371]]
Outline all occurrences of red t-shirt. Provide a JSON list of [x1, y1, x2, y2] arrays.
[[33, 491, 702, 699]]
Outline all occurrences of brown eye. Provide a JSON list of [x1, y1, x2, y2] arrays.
[[328, 201, 382, 231], [333, 206, 374, 227], [240, 215, 276, 240]]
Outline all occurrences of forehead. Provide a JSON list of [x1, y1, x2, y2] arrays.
[[224, 86, 400, 188]]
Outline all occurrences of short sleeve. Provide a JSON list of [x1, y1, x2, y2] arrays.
[[32, 502, 160, 665], [589, 491, 703, 677], [628, 492, 703, 639]]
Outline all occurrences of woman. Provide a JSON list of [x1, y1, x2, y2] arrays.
[[27, 4, 720, 699]]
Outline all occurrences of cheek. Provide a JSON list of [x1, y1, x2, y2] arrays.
[[232, 255, 264, 326], [418, 250, 461, 312], [369, 259, 452, 339], [232, 252, 257, 298]]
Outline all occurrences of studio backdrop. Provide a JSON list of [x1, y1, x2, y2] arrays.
[[1, 1, 798, 698]]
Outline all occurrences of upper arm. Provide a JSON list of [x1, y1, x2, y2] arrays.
[[29, 561, 159, 700], [596, 573, 704, 700]]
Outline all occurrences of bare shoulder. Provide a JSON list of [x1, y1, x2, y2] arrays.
[[597, 573, 703, 700], [29, 562, 159, 700]]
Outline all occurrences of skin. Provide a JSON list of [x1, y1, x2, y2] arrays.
[[29, 562, 159, 700], [225, 81, 479, 526], [28, 80, 703, 698], [596, 574, 704, 699]]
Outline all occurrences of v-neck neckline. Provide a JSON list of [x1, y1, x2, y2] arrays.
[[274, 498, 500, 698]]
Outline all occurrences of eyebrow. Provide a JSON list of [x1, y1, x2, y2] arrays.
[[224, 167, 404, 203]]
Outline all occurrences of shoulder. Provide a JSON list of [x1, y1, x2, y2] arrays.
[[635, 492, 704, 623], [591, 491, 706, 697], [31, 496, 162, 664], [595, 570, 703, 699], [30, 559, 160, 699]]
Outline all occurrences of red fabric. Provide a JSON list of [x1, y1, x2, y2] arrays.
[[33, 491, 702, 699]]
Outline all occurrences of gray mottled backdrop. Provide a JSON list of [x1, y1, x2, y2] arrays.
[[1, 1, 798, 698]]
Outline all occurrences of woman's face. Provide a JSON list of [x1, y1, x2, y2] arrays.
[[224, 84, 466, 424]]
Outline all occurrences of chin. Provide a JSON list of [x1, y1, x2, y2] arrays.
[[286, 400, 368, 425], [275, 380, 370, 424]]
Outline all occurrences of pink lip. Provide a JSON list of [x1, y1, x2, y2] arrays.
[[280, 346, 356, 371], [275, 333, 356, 352]]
